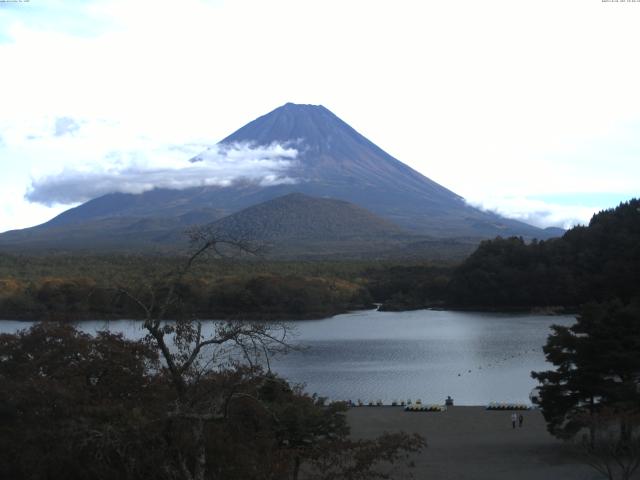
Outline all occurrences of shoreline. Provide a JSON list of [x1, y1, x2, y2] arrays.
[[382, 304, 578, 315], [0, 304, 578, 323]]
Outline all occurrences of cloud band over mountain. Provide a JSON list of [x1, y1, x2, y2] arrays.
[[467, 196, 597, 229], [26, 143, 298, 206]]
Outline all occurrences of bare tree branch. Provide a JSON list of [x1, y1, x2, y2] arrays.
[[113, 226, 292, 480]]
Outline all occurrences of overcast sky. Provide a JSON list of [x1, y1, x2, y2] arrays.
[[1, 0, 639, 233]]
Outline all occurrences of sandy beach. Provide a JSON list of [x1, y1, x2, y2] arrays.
[[347, 406, 604, 480]]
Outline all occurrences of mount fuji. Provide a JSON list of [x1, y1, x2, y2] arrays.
[[0, 103, 560, 255]]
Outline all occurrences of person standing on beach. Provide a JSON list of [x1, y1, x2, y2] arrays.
[[511, 413, 517, 429], [518, 413, 524, 428]]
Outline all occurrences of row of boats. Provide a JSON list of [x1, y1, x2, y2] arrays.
[[347, 398, 437, 407], [345, 399, 531, 411]]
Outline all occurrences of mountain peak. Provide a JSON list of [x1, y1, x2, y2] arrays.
[[220, 102, 463, 211], [220, 102, 344, 148], [275, 102, 335, 118], [281, 102, 327, 110]]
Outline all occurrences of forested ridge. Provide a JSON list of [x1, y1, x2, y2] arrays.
[[0, 260, 373, 321], [0, 255, 456, 320], [447, 198, 640, 309], [1, 199, 638, 320]]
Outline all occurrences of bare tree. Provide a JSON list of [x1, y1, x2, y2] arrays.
[[118, 227, 291, 480]]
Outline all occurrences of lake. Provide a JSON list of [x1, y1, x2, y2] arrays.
[[0, 309, 574, 406]]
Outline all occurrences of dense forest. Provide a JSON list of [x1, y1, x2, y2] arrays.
[[0, 199, 638, 320], [0, 254, 455, 320], [447, 199, 640, 309], [0, 259, 369, 321]]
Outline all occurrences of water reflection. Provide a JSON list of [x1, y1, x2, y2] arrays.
[[273, 309, 574, 405]]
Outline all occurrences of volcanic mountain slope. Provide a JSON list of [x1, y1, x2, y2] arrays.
[[200, 193, 480, 259], [209, 193, 405, 241], [200, 103, 555, 238], [0, 102, 560, 254], [169, 193, 421, 258]]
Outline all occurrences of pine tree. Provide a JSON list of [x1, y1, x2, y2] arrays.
[[532, 300, 640, 444]]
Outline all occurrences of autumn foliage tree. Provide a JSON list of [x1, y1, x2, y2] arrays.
[[0, 322, 424, 480], [0, 323, 165, 480]]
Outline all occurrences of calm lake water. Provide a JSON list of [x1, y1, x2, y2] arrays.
[[0, 309, 574, 406]]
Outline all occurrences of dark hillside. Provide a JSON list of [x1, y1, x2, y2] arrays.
[[447, 198, 640, 309], [197, 193, 428, 258], [210, 193, 404, 240]]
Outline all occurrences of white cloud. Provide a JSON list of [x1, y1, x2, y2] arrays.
[[26, 141, 298, 206], [468, 196, 600, 230], [0, 115, 297, 230]]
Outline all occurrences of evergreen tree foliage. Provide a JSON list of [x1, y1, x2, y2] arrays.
[[449, 199, 640, 308], [532, 300, 640, 442]]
